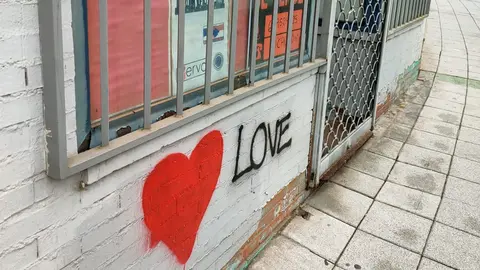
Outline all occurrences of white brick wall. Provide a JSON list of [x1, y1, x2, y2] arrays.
[[377, 21, 427, 105], [0, 1, 317, 269]]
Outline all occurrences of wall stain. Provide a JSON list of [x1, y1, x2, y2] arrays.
[[374, 260, 402, 270], [464, 216, 480, 234], [434, 125, 455, 137], [438, 113, 459, 123], [406, 173, 437, 193], [433, 141, 449, 152], [395, 228, 419, 245], [407, 194, 424, 211]]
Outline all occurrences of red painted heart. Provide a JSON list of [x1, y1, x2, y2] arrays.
[[142, 130, 224, 264]]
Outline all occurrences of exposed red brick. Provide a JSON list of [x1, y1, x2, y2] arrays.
[[222, 173, 308, 270]]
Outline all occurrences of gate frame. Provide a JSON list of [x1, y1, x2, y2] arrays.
[[310, 0, 394, 188]]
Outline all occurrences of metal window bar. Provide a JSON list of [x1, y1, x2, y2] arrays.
[[396, 0, 406, 27], [310, 0, 321, 61], [415, 0, 421, 19], [413, 0, 418, 20], [404, 0, 409, 22], [389, 0, 397, 30], [403, 0, 410, 24], [38, 0, 69, 179], [408, 0, 415, 21], [144, 0, 152, 129], [204, 0, 215, 104], [100, 0, 109, 146], [249, 0, 260, 85], [228, 0, 239, 94], [420, 0, 425, 17], [298, 0, 309, 67], [176, 0, 186, 115], [268, 0, 280, 79], [284, 0, 295, 73]]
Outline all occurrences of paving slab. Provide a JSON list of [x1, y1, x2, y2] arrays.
[[362, 136, 403, 159], [462, 114, 480, 130], [444, 176, 480, 206], [458, 126, 480, 145], [383, 124, 412, 142], [307, 182, 373, 227], [387, 162, 446, 195], [450, 156, 480, 184], [377, 182, 441, 219], [425, 97, 465, 113], [395, 110, 419, 127], [429, 90, 465, 104], [407, 129, 456, 155], [330, 167, 384, 198], [436, 197, 480, 237], [466, 96, 480, 106], [337, 230, 421, 270], [464, 104, 480, 117], [454, 140, 480, 163], [425, 223, 480, 270], [419, 107, 462, 125], [282, 206, 355, 262], [418, 258, 454, 270], [467, 87, 480, 98], [398, 144, 452, 174], [346, 150, 395, 180], [359, 201, 432, 253], [414, 117, 459, 138], [249, 236, 333, 270], [431, 81, 466, 94]]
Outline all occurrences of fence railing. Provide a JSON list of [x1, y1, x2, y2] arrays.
[[389, 0, 430, 31]]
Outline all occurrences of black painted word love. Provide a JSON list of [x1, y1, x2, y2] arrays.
[[232, 112, 292, 183]]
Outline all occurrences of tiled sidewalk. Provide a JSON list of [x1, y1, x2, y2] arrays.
[[250, 0, 480, 269]]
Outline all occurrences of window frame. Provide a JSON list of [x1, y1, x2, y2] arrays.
[[39, 0, 327, 180]]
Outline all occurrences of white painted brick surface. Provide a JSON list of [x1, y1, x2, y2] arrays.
[[37, 193, 119, 257], [0, 0, 317, 269], [27, 238, 81, 270], [378, 21, 427, 105], [0, 183, 34, 222], [0, 240, 38, 270]]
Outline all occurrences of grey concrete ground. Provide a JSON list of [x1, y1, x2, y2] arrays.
[[250, 0, 480, 269]]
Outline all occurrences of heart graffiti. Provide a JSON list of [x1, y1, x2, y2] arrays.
[[142, 130, 224, 264]]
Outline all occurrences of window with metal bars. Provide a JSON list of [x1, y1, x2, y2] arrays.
[[388, 0, 431, 32], [39, 0, 325, 179]]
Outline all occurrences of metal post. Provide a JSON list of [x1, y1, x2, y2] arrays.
[[228, 0, 239, 94], [176, 0, 186, 115], [38, 0, 68, 179], [313, 0, 336, 186], [100, 0, 110, 146], [144, 0, 152, 129], [204, 0, 215, 104]]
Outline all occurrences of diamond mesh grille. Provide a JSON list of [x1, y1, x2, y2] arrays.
[[322, 0, 386, 157]]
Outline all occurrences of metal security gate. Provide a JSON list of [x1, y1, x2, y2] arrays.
[[312, 0, 389, 183]]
